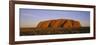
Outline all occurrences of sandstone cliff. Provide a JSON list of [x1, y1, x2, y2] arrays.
[[37, 19, 81, 29]]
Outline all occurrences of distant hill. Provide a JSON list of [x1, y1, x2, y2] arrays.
[[37, 19, 81, 29]]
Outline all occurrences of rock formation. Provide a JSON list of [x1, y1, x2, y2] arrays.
[[63, 20, 73, 29], [37, 21, 51, 29], [37, 19, 81, 29], [50, 19, 66, 28]]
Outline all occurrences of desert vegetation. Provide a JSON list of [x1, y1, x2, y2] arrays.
[[20, 27, 90, 36]]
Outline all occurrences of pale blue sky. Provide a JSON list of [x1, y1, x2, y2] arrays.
[[19, 8, 90, 28]]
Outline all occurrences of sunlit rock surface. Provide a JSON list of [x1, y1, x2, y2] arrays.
[[37, 19, 81, 29]]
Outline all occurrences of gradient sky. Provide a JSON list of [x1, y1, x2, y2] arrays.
[[19, 8, 90, 28]]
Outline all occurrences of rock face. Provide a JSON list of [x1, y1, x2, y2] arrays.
[[37, 21, 51, 29], [37, 19, 81, 29]]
